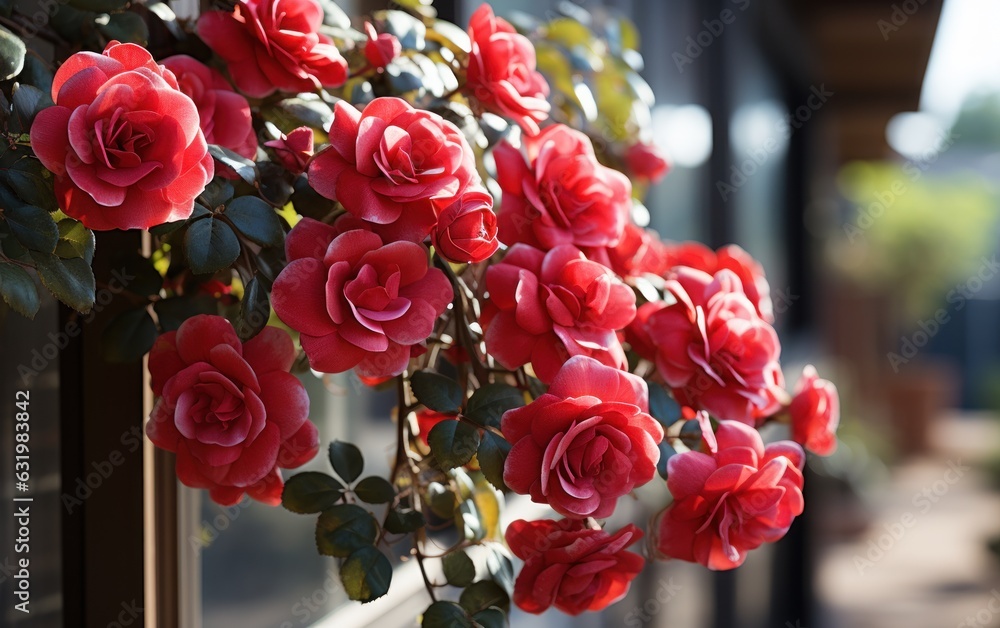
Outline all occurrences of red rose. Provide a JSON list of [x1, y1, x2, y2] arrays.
[[495, 124, 631, 252], [789, 365, 839, 456], [663, 242, 774, 323], [502, 356, 663, 518], [161, 55, 257, 160], [265, 126, 314, 175], [606, 222, 671, 278], [363, 22, 401, 69], [30, 42, 213, 231], [655, 420, 804, 570], [146, 316, 319, 506], [506, 518, 644, 615], [642, 267, 783, 424], [271, 222, 452, 377], [197, 0, 348, 98], [307, 97, 479, 242], [482, 244, 636, 383], [625, 141, 670, 183], [431, 188, 499, 264], [466, 4, 550, 135]]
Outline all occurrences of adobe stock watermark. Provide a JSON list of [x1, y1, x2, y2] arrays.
[[105, 599, 143, 628], [189, 497, 254, 555], [622, 578, 682, 627], [277, 566, 345, 627], [60, 425, 144, 514], [956, 590, 1000, 628], [853, 459, 969, 574], [844, 130, 957, 243], [717, 85, 833, 201], [672, 0, 751, 73], [878, 0, 933, 41], [888, 256, 1000, 372]]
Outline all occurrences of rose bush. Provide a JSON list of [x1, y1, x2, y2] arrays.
[[197, 0, 348, 98], [502, 356, 663, 518], [506, 518, 645, 615], [30, 41, 213, 231], [789, 365, 840, 456], [146, 315, 318, 505], [271, 221, 452, 377], [655, 420, 805, 570], [308, 97, 480, 243], [482, 244, 636, 382]]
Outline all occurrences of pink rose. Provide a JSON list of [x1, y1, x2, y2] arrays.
[[642, 267, 784, 424], [655, 420, 804, 570], [307, 97, 479, 243], [265, 126, 314, 175], [495, 124, 631, 252], [482, 244, 636, 383], [466, 4, 550, 135], [363, 22, 401, 69], [161, 55, 257, 160], [502, 356, 663, 518], [146, 315, 319, 506], [30, 42, 213, 231], [197, 0, 348, 98], [506, 518, 645, 615], [789, 365, 839, 456], [663, 242, 774, 323], [271, 221, 453, 377], [625, 141, 670, 183], [431, 188, 499, 264]]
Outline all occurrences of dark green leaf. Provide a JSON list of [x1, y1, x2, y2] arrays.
[[275, 96, 334, 132], [68, 0, 129, 13], [442, 551, 476, 587], [328, 440, 364, 483], [422, 601, 473, 628], [483, 543, 514, 592], [10, 83, 46, 133], [224, 196, 284, 248], [18, 55, 53, 96], [3, 163, 56, 212], [657, 440, 678, 479], [54, 219, 96, 264], [115, 252, 162, 298], [476, 432, 510, 492], [148, 220, 187, 237], [679, 418, 703, 450], [383, 507, 425, 534], [465, 384, 523, 428], [199, 179, 235, 209], [101, 307, 158, 362], [5, 204, 58, 252], [97, 11, 149, 45], [153, 295, 218, 331], [428, 420, 480, 470], [235, 275, 269, 341], [648, 383, 682, 427], [410, 370, 464, 413], [30, 252, 95, 313], [282, 471, 345, 514], [354, 476, 395, 504], [0, 261, 38, 318], [471, 607, 506, 628], [184, 216, 240, 275], [315, 504, 378, 557], [208, 144, 257, 185], [377, 9, 426, 50], [427, 483, 456, 519], [0, 26, 25, 81], [340, 546, 393, 603], [459, 581, 509, 615], [290, 174, 336, 219]]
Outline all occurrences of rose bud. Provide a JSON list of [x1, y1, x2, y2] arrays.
[[625, 141, 670, 183], [364, 21, 401, 69], [432, 188, 500, 264], [789, 365, 840, 456], [265, 126, 314, 175]]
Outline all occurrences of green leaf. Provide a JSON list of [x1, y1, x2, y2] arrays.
[[410, 370, 464, 413], [5, 204, 58, 252], [471, 607, 506, 628], [54, 219, 96, 264], [184, 216, 240, 275], [354, 476, 395, 504], [679, 418, 703, 450], [97, 11, 149, 45], [0, 26, 25, 81], [328, 440, 364, 483], [648, 383, 682, 427], [3, 159, 57, 211], [422, 601, 474, 628], [10, 83, 47, 133], [275, 96, 334, 132], [148, 220, 187, 238], [657, 440, 677, 480], [476, 432, 511, 492], [208, 144, 257, 185], [101, 307, 158, 362], [199, 179, 235, 209], [290, 174, 336, 219], [282, 472, 345, 514], [224, 196, 284, 248], [340, 546, 393, 603], [30, 252, 95, 313], [153, 295, 218, 331], [428, 420, 480, 470], [442, 551, 476, 587], [235, 275, 270, 341], [459, 581, 509, 615], [465, 384, 524, 428], [315, 504, 379, 557], [0, 261, 38, 318], [116, 252, 162, 298], [383, 507, 425, 534]]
